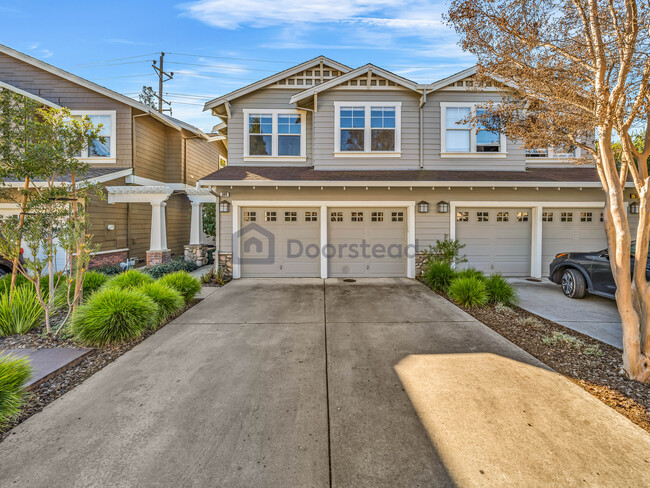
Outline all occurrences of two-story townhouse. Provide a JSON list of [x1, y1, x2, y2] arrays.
[[0, 44, 227, 271], [197, 56, 638, 280]]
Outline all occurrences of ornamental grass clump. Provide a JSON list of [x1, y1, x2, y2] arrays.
[[484, 273, 519, 306], [0, 353, 32, 427], [55, 271, 109, 308], [107, 269, 154, 290], [448, 276, 488, 308], [0, 285, 44, 336], [71, 287, 158, 346], [139, 281, 184, 325], [455, 268, 486, 281], [423, 261, 456, 292], [158, 271, 201, 303]]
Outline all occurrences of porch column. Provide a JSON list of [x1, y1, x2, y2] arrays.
[[189, 201, 202, 245], [150, 201, 169, 252], [530, 205, 543, 279]]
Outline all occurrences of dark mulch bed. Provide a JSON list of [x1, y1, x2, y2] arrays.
[[0, 302, 197, 442], [433, 289, 650, 433]]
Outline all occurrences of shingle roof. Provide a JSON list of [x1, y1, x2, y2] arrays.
[[199, 166, 604, 186], [3, 167, 132, 184]]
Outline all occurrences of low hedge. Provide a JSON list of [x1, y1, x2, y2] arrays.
[[71, 287, 158, 346], [0, 353, 32, 427], [143, 258, 199, 279]]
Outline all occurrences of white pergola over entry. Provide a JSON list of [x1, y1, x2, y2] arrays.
[[185, 188, 216, 245], [107, 186, 174, 263]]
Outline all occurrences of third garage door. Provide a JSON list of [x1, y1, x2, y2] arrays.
[[456, 207, 531, 276], [328, 207, 407, 277]]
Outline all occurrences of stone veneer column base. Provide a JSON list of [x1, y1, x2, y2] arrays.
[[415, 252, 428, 277], [184, 244, 210, 267], [146, 250, 172, 266], [88, 250, 129, 269], [218, 253, 233, 279]]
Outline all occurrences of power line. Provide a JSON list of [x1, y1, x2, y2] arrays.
[[73, 53, 159, 67], [93, 73, 155, 80], [167, 52, 294, 64], [166, 61, 278, 72], [73, 60, 154, 69]]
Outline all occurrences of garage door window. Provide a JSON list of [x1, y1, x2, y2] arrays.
[[391, 211, 404, 222], [456, 211, 469, 222], [351, 211, 364, 222], [497, 211, 508, 222], [244, 211, 256, 222], [371, 211, 384, 222], [265, 211, 277, 222], [477, 211, 489, 222], [542, 212, 553, 222], [581, 212, 592, 222], [305, 211, 318, 222], [331, 211, 343, 222], [285, 211, 297, 222], [561, 212, 573, 222], [517, 211, 529, 222]]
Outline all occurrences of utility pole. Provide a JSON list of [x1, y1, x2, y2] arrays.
[[152, 52, 174, 113]]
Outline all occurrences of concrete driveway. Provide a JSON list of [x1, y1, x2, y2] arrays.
[[1, 278, 649, 487], [512, 278, 623, 348]]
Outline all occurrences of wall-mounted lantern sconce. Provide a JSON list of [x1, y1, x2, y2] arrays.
[[219, 201, 231, 213], [417, 201, 429, 213], [629, 202, 639, 215], [437, 201, 449, 213]]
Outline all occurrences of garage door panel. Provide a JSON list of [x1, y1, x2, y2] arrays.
[[456, 208, 531, 276], [542, 208, 606, 276], [328, 207, 406, 278], [241, 207, 320, 278]]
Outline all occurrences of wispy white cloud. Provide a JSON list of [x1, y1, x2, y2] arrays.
[[28, 43, 53, 59]]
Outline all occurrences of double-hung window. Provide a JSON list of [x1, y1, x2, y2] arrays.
[[525, 146, 581, 160], [334, 102, 401, 156], [70, 110, 117, 162], [244, 110, 306, 160], [440, 103, 506, 157]]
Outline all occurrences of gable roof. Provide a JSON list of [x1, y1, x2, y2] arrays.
[[0, 80, 62, 108], [203, 56, 352, 112], [289, 64, 420, 104], [423, 66, 477, 91], [0, 43, 208, 138]]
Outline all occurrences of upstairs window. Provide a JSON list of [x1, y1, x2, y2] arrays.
[[244, 110, 305, 159], [525, 147, 581, 159], [70, 110, 116, 161], [335, 102, 401, 155], [440, 103, 505, 157]]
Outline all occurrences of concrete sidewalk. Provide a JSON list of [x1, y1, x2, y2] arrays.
[[512, 278, 623, 348], [0, 278, 648, 487]]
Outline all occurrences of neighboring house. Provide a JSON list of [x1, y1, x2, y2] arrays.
[[0, 44, 226, 270], [198, 57, 639, 279]]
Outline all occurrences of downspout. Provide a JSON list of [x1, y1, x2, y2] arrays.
[[419, 89, 427, 169]]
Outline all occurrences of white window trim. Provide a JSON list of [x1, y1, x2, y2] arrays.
[[525, 146, 583, 162], [69, 110, 117, 163], [439, 102, 507, 159], [243, 109, 307, 162], [334, 101, 402, 157]]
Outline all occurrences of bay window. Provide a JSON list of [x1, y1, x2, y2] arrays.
[[244, 109, 306, 160], [440, 103, 506, 157], [70, 110, 116, 162], [334, 102, 401, 156]]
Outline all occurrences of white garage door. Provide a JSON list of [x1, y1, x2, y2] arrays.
[[328, 207, 407, 277], [456, 207, 532, 276], [240, 207, 320, 278], [542, 208, 606, 276]]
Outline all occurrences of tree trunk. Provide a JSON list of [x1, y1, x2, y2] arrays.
[[9, 177, 30, 299], [71, 173, 83, 308]]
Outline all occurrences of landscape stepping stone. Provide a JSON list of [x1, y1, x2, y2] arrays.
[[0, 348, 92, 388]]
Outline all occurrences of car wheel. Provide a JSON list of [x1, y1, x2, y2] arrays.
[[561, 269, 587, 299]]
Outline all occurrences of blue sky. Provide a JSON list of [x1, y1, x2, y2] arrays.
[[0, 0, 474, 131]]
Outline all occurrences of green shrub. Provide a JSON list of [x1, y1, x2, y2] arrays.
[[0, 353, 32, 427], [139, 281, 184, 324], [455, 268, 485, 281], [71, 287, 158, 346], [0, 285, 44, 336], [423, 261, 456, 292], [484, 273, 519, 306], [448, 276, 488, 308], [542, 331, 583, 348], [0, 273, 49, 296], [516, 316, 543, 328], [583, 344, 604, 356], [143, 257, 199, 279], [420, 236, 468, 267], [93, 264, 124, 276], [107, 269, 154, 290], [159, 271, 201, 303], [55, 271, 109, 308]]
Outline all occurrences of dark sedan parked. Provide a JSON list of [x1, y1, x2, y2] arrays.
[[549, 241, 650, 299]]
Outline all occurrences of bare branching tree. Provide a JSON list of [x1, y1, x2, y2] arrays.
[[447, 0, 650, 381]]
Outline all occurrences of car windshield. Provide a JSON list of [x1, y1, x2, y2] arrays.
[[630, 242, 650, 256]]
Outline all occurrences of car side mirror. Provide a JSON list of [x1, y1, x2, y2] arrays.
[[600, 251, 609, 259]]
